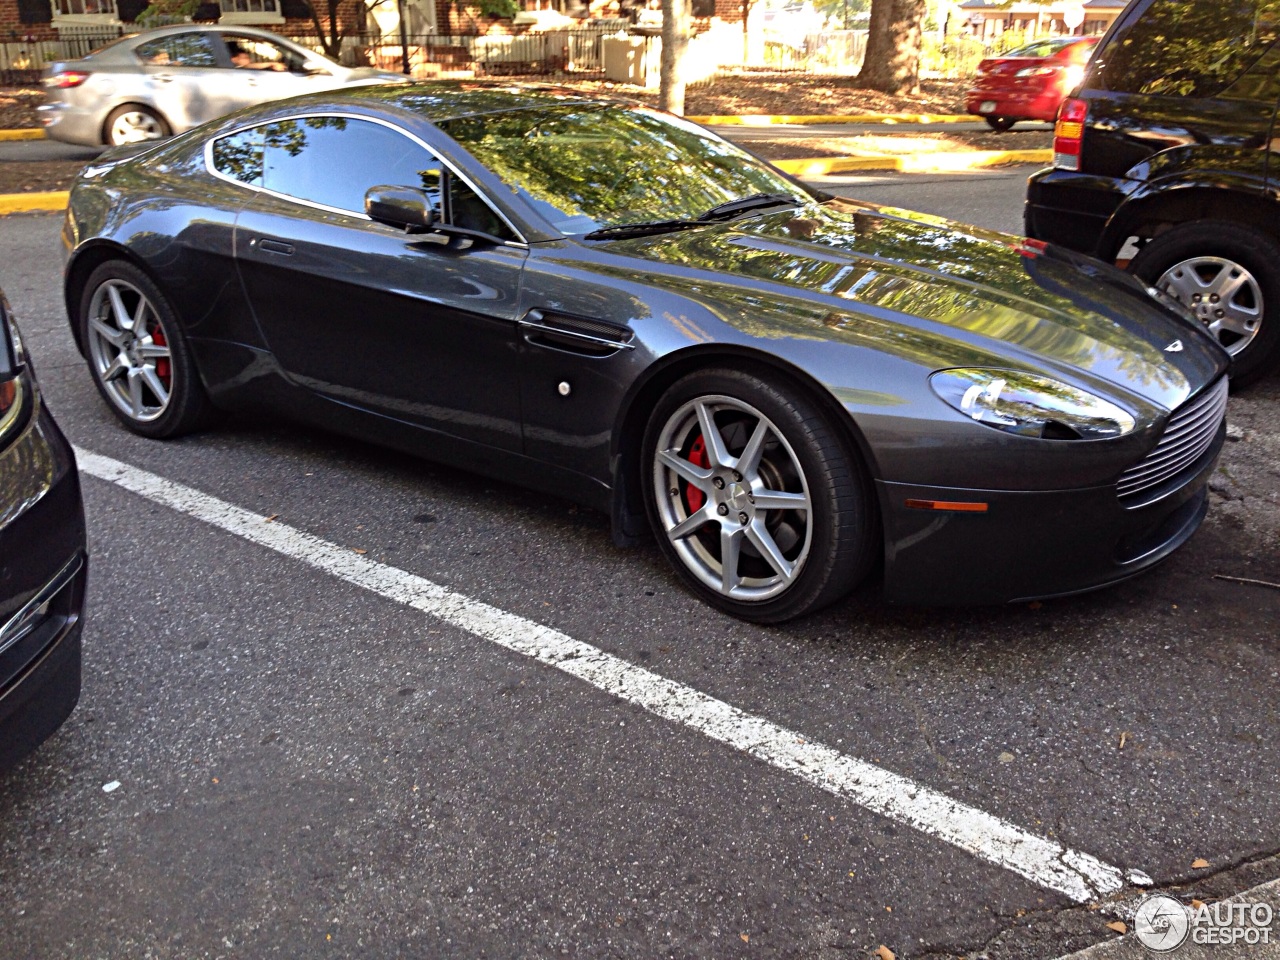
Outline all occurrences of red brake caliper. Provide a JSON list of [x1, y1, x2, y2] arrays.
[[684, 434, 710, 512], [151, 323, 170, 385]]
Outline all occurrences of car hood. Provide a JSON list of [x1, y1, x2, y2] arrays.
[[609, 199, 1226, 410]]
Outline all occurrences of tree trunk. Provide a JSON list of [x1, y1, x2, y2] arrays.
[[659, 0, 691, 115], [857, 0, 925, 95]]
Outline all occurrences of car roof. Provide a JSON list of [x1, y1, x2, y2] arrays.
[[305, 81, 623, 123]]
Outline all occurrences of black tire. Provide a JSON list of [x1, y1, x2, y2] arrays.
[[103, 104, 170, 146], [1130, 221, 1280, 385], [78, 260, 213, 438], [984, 116, 1017, 132], [641, 367, 877, 623]]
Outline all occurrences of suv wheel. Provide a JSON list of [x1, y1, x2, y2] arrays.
[[1131, 221, 1280, 384]]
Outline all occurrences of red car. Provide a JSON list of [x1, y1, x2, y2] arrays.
[[966, 36, 1098, 131]]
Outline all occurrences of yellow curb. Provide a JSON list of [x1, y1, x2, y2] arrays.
[[0, 149, 1051, 214], [0, 191, 69, 214], [0, 128, 46, 141], [690, 113, 975, 126], [774, 148, 1052, 176]]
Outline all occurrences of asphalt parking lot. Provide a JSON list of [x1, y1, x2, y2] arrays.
[[2, 172, 1278, 959]]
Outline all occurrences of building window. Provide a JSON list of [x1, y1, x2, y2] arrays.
[[56, 0, 117, 14], [219, 0, 281, 15]]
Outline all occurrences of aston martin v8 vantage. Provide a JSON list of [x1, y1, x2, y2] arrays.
[[60, 84, 1231, 621]]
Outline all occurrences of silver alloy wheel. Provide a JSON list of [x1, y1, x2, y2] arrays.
[[1155, 255, 1263, 356], [651, 394, 813, 602], [85, 278, 173, 423], [109, 109, 164, 145]]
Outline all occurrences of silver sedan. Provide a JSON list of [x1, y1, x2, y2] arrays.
[[38, 25, 407, 147]]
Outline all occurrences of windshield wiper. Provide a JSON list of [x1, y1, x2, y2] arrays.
[[697, 192, 800, 222], [583, 219, 703, 241]]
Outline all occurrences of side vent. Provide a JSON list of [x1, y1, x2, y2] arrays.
[[520, 309, 634, 358]]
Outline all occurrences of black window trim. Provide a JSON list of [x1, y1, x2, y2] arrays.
[[203, 112, 528, 247]]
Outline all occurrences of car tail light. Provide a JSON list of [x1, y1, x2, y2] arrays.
[[1053, 98, 1088, 171], [45, 71, 90, 88]]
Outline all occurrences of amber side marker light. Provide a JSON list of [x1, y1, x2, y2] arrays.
[[904, 499, 989, 513]]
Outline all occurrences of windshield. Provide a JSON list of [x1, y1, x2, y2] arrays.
[[437, 104, 812, 236]]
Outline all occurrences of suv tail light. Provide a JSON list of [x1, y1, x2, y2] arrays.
[[45, 71, 90, 88], [1053, 98, 1088, 171]]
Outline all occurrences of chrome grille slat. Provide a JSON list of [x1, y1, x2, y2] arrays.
[[1117, 378, 1228, 501]]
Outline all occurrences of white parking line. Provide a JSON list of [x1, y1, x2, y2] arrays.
[[76, 446, 1128, 904]]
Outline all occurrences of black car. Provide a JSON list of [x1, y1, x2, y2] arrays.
[[1026, 0, 1280, 383], [0, 288, 87, 771], [62, 85, 1228, 622]]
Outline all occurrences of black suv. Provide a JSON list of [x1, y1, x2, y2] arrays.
[[1026, 0, 1280, 383]]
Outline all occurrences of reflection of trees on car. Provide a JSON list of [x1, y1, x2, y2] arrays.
[[1101, 0, 1280, 98], [439, 105, 798, 232]]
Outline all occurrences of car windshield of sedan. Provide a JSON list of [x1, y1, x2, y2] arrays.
[[436, 104, 810, 236]]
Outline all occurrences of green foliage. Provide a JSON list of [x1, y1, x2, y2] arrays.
[[136, 0, 199, 27], [475, 0, 519, 18]]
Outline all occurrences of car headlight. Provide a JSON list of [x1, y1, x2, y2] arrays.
[[930, 369, 1136, 440]]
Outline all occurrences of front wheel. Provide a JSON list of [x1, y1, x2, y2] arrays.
[[1131, 221, 1280, 384], [642, 368, 876, 623]]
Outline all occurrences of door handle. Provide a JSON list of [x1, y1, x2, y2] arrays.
[[153, 73, 174, 83], [256, 238, 295, 256]]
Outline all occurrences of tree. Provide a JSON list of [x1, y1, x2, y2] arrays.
[[857, 0, 925, 95], [659, 0, 693, 115]]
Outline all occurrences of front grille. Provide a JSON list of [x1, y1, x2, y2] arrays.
[[1117, 377, 1228, 503]]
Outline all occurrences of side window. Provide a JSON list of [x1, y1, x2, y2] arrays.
[[1099, 0, 1280, 98], [211, 128, 264, 185], [449, 178, 516, 240], [135, 33, 220, 68], [260, 117, 444, 215]]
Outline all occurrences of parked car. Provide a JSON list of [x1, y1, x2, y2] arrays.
[[966, 35, 1099, 131], [62, 84, 1228, 621], [1025, 0, 1280, 383], [38, 25, 406, 147], [0, 288, 87, 771]]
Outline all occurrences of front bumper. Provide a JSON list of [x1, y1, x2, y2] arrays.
[[0, 397, 87, 771], [878, 423, 1224, 605]]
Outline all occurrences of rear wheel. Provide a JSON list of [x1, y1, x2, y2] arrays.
[[104, 104, 170, 146], [642, 368, 876, 623], [984, 116, 1017, 132], [79, 260, 212, 438], [1131, 221, 1280, 384]]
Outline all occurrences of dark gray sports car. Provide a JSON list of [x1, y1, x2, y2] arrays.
[[61, 84, 1230, 621]]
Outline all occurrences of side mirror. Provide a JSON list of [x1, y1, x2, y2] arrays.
[[365, 185, 439, 234], [300, 62, 331, 76]]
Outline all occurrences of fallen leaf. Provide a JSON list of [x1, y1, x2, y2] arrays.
[[1192, 858, 1210, 869], [998, 751, 1015, 763], [885, 906, 892, 913], [211, 777, 219, 784], [263, 514, 278, 522], [1106, 921, 1127, 934], [1191, 899, 1205, 909], [1119, 732, 1128, 749], [877, 946, 896, 960], [740, 933, 749, 943], [353, 548, 367, 555]]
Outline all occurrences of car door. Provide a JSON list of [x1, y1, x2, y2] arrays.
[[134, 32, 241, 130], [220, 115, 528, 452], [215, 34, 334, 111]]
